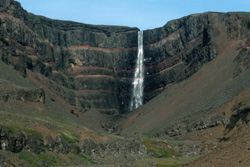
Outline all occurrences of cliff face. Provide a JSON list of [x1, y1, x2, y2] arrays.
[[120, 12, 250, 135], [1, 0, 250, 114], [142, 12, 250, 102], [0, 0, 139, 114]]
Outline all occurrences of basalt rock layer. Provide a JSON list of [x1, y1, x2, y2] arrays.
[[0, 0, 139, 114], [1, 0, 250, 115]]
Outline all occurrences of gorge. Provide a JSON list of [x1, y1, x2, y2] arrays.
[[1, 0, 250, 166]]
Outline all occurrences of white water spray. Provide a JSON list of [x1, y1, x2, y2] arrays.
[[130, 31, 144, 110]]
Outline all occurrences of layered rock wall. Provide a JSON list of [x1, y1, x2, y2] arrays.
[[1, 0, 250, 114], [143, 12, 250, 101], [0, 0, 139, 114]]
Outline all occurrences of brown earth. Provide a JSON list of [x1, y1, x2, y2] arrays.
[[184, 90, 250, 167]]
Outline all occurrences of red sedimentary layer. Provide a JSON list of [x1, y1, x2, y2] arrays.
[[0, 12, 35, 35], [146, 50, 185, 69], [71, 66, 135, 73], [75, 74, 115, 79], [69, 49, 187, 79], [231, 41, 239, 48], [72, 66, 112, 72], [27, 55, 38, 59], [0, 12, 194, 81], [0, 13, 24, 24], [188, 33, 203, 44], [68, 29, 182, 52], [145, 61, 183, 77], [68, 45, 137, 52], [146, 28, 182, 47], [25, 46, 33, 50], [74, 74, 133, 80], [74, 89, 116, 93]]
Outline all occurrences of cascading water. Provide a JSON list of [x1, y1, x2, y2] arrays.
[[130, 31, 144, 111]]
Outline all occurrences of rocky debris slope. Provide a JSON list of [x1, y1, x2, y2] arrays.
[[0, 126, 148, 166]]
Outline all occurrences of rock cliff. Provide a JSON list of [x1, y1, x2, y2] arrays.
[[1, 0, 250, 115], [0, 0, 139, 114]]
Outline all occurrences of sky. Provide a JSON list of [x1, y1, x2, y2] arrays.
[[16, 0, 250, 30]]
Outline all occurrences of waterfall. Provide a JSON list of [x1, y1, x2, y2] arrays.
[[130, 31, 144, 111]]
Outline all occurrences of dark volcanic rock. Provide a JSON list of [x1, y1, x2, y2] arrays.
[[0, 126, 148, 165], [1, 1, 250, 114], [0, 0, 139, 113], [25, 134, 44, 154]]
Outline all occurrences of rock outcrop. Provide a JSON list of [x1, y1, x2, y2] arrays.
[[1, 0, 250, 114], [0, 126, 148, 166]]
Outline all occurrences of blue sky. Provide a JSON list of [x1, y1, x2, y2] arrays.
[[16, 0, 250, 30]]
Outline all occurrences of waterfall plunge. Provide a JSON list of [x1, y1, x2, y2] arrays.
[[130, 31, 144, 111]]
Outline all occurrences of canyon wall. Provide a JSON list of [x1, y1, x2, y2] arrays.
[[1, 0, 250, 114], [0, 0, 139, 114]]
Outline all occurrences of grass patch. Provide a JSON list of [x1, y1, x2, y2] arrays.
[[1, 125, 17, 134], [76, 154, 95, 165], [0, 124, 43, 141], [142, 129, 161, 138], [155, 156, 199, 167], [60, 131, 79, 143], [134, 156, 198, 167], [19, 151, 66, 167], [19, 151, 36, 165], [22, 128, 43, 141], [143, 140, 179, 158], [19, 151, 96, 167]]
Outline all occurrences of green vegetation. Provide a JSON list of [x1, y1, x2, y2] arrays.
[[19, 151, 66, 166], [1, 125, 16, 134], [22, 128, 43, 141], [60, 131, 80, 143], [143, 140, 179, 158], [134, 158, 185, 167], [134, 153, 198, 167], [76, 153, 95, 165], [143, 130, 158, 138], [154, 156, 199, 167], [19, 151, 95, 167], [0, 124, 43, 141]]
